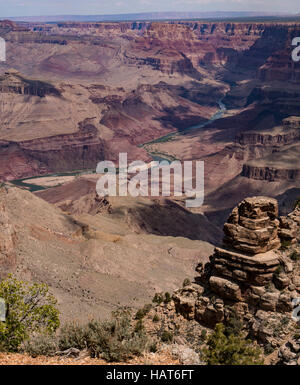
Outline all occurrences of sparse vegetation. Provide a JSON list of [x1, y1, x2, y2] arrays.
[[152, 292, 172, 305], [23, 334, 59, 357], [152, 314, 160, 323], [58, 309, 148, 362], [22, 308, 152, 362], [0, 277, 152, 362], [135, 304, 152, 320]]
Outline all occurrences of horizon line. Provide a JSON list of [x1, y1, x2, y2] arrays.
[[3, 10, 298, 21]]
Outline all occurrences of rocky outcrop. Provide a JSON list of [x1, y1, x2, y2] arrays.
[[241, 164, 300, 182], [278, 337, 300, 365], [223, 197, 280, 254], [0, 20, 29, 32], [0, 70, 60, 97], [258, 27, 300, 83], [278, 210, 299, 245], [0, 119, 106, 180], [173, 196, 300, 349], [236, 123, 300, 146]]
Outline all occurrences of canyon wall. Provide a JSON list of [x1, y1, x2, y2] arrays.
[[241, 165, 300, 182], [0, 19, 299, 187]]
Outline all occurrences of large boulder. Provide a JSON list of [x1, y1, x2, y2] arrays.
[[209, 276, 242, 301], [223, 197, 281, 254]]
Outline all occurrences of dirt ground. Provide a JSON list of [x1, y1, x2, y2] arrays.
[[0, 352, 179, 366]]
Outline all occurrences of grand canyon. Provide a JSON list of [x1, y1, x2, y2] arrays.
[[0, 14, 300, 365]]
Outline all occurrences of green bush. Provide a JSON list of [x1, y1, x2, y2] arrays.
[[23, 334, 58, 357], [0, 275, 60, 352], [161, 330, 173, 343], [152, 314, 160, 323], [183, 278, 191, 287], [149, 341, 158, 353], [152, 293, 164, 304], [164, 292, 172, 304], [135, 304, 152, 320], [134, 319, 145, 333], [202, 323, 263, 365], [200, 329, 207, 342]]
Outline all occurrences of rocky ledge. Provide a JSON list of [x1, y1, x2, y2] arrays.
[[0, 69, 60, 97]]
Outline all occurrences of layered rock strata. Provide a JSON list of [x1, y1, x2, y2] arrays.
[[210, 197, 281, 287]]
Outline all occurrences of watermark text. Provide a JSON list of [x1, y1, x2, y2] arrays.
[[96, 153, 204, 208]]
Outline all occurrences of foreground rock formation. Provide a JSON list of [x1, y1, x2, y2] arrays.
[[173, 196, 300, 351]]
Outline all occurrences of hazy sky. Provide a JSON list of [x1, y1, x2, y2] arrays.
[[1, 0, 300, 17]]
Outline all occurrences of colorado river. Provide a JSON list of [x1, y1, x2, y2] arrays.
[[142, 98, 227, 161], [11, 100, 227, 191]]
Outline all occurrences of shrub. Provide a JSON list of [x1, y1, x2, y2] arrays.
[[152, 314, 160, 323], [25, 308, 150, 361], [149, 341, 158, 353], [202, 323, 263, 365], [280, 240, 292, 250], [58, 323, 87, 351], [152, 293, 164, 304], [290, 251, 300, 262], [24, 334, 58, 357], [224, 309, 243, 336], [281, 317, 290, 326], [152, 292, 172, 305], [264, 343, 275, 355], [164, 292, 172, 304], [135, 309, 146, 320], [200, 329, 207, 342], [161, 330, 173, 343], [0, 275, 60, 352], [85, 309, 148, 362], [183, 278, 191, 287], [274, 265, 284, 277], [134, 320, 145, 333], [135, 304, 152, 320]]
